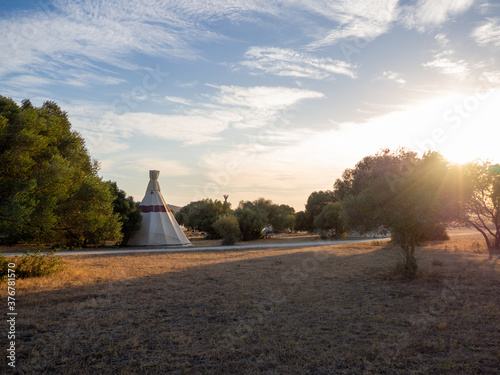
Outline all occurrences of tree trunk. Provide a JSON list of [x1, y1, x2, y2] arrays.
[[404, 237, 418, 279]]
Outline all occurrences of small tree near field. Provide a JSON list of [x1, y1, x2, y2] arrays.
[[234, 204, 267, 241], [337, 149, 460, 279], [213, 214, 240, 245], [314, 202, 345, 238]]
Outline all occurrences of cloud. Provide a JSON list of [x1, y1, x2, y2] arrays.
[[114, 86, 323, 144], [210, 85, 324, 112], [116, 157, 193, 176], [401, 0, 474, 30], [164, 96, 193, 105], [423, 52, 470, 79], [305, 0, 399, 49], [0, 0, 223, 86], [472, 18, 500, 48], [434, 33, 451, 47], [67, 85, 324, 147], [382, 71, 406, 85], [241, 47, 356, 79]]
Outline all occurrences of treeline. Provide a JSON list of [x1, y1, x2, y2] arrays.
[[175, 198, 295, 244], [0, 96, 141, 248]]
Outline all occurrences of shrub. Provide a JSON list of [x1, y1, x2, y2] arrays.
[[419, 223, 450, 242], [213, 214, 240, 243], [221, 234, 238, 246], [234, 206, 267, 241], [0, 251, 65, 280]]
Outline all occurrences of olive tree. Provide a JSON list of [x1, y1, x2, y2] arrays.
[[336, 149, 459, 278]]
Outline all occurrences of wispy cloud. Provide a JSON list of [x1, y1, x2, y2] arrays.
[[68, 85, 324, 148], [472, 18, 500, 47], [423, 51, 470, 79], [423, 54, 470, 79], [305, 0, 399, 49], [116, 157, 193, 176], [401, 0, 474, 30], [0, 0, 223, 87], [241, 47, 356, 79], [382, 71, 406, 85], [164, 96, 193, 106]]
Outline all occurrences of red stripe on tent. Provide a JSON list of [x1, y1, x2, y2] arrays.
[[139, 205, 170, 213]]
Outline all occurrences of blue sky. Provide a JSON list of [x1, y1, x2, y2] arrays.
[[2, 0, 500, 210]]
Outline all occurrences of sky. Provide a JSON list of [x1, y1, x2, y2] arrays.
[[1, 0, 500, 211]]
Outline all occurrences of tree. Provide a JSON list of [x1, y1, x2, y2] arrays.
[[106, 181, 142, 246], [270, 204, 295, 232], [459, 160, 500, 259], [302, 190, 336, 231], [336, 149, 459, 278], [294, 211, 309, 231], [175, 199, 229, 238], [213, 214, 240, 245], [313, 202, 345, 238], [239, 198, 295, 232], [234, 203, 267, 241], [0, 96, 121, 247]]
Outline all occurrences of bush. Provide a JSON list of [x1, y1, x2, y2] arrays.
[[221, 234, 238, 246], [234, 206, 267, 241], [419, 223, 450, 242], [213, 214, 240, 243], [0, 251, 65, 280]]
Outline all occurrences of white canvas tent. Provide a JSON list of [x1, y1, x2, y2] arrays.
[[127, 170, 191, 247]]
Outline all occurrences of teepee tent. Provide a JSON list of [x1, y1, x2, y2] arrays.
[[127, 170, 191, 247]]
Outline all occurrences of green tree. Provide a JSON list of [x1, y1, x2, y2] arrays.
[[106, 181, 142, 245], [302, 190, 336, 231], [0, 96, 121, 247], [234, 203, 267, 241], [176, 199, 230, 238], [213, 214, 240, 245], [239, 198, 295, 232], [337, 149, 459, 278], [459, 160, 500, 259], [294, 211, 309, 231], [313, 202, 345, 238], [270, 204, 295, 232]]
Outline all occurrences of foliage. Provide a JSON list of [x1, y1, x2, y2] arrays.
[[221, 234, 238, 246], [176, 199, 231, 238], [313, 201, 346, 238], [234, 204, 267, 241], [294, 211, 309, 231], [270, 204, 295, 232], [239, 198, 295, 232], [105, 181, 142, 245], [458, 160, 500, 258], [0, 96, 122, 247], [336, 149, 460, 278], [0, 251, 65, 279], [213, 214, 240, 242], [301, 190, 336, 231], [418, 223, 450, 242]]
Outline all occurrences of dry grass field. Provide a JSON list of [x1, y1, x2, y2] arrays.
[[1, 233, 499, 374]]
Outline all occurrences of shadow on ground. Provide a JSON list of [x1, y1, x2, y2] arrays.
[[2, 244, 499, 374]]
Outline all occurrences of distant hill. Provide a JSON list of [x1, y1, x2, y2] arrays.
[[167, 204, 182, 213]]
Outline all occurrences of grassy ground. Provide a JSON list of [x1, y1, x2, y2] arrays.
[[1, 233, 499, 374]]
